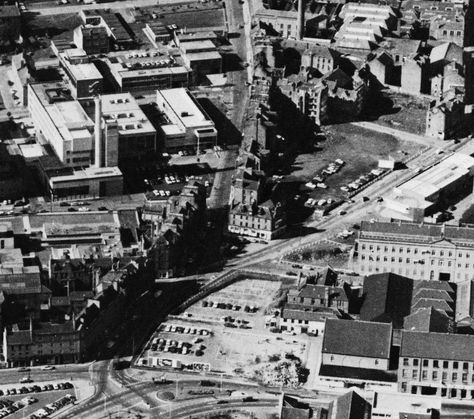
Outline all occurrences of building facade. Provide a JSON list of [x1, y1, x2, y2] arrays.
[[356, 221, 474, 282]]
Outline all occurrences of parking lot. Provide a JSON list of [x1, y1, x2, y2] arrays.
[[288, 123, 424, 205], [139, 279, 320, 387], [0, 381, 76, 419]]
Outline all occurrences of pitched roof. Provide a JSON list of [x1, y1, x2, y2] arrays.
[[429, 42, 463, 63], [281, 307, 341, 322], [411, 298, 453, 314], [360, 273, 413, 328], [401, 331, 474, 361], [335, 391, 372, 419], [403, 307, 451, 333], [322, 319, 392, 358], [298, 284, 348, 301]]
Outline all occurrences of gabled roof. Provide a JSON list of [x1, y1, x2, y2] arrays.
[[322, 319, 392, 358], [429, 42, 463, 63], [403, 307, 451, 333], [412, 298, 453, 314], [360, 273, 413, 329], [401, 331, 474, 361], [322, 68, 352, 89]]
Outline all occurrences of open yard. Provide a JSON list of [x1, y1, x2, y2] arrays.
[[370, 91, 429, 135], [139, 279, 322, 387], [286, 123, 423, 203]]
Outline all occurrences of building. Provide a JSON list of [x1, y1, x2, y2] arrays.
[[79, 9, 135, 50], [278, 307, 343, 336], [28, 83, 96, 168], [355, 219, 474, 282], [254, 8, 313, 39], [2, 321, 82, 366], [430, 16, 464, 46], [382, 153, 474, 221], [321, 319, 393, 371], [179, 40, 222, 79], [59, 48, 103, 99], [335, 3, 397, 50], [143, 22, 172, 47], [46, 166, 123, 200], [287, 282, 350, 312], [301, 46, 340, 75], [155, 88, 217, 152], [398, 331, 474, 399], [102, 50, 191, 93], [426, 88, 465, 140], [73, 25, 110, 55], [95, 93, 157, 162], [401, 55, 430, 95]]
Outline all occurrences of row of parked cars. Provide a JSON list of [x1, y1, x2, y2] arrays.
[[340, 168, 386, 193], [2, 382, 73, 397], [30, 394, 76, 419], [149, 337, 194, 355], [161, 324, 211, 336], [202, 300, 259, 313], [0, 397, 37, 418]]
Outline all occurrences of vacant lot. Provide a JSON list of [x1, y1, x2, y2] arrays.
[[288, 123, 423, 203], [372, 91, 429, 135], [141, 279, 319, 386], [285, 241, 353, 269]]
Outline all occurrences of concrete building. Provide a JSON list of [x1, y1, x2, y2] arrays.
[[143, 22, 172, 47], [28, 83, 96, 168], [179, 40, 222, 79], [46, 166, 123, 200], [382, 153, 474, 221], [59, 48, 103, 99], [102, 50, 191, 93], [73, 25, 110, 55], [401, 55, 430, 95], [355, 219, 474, 282], [97, 93, 157, 162], [399, 331, 474, 399], [156, 88, 217, 152]]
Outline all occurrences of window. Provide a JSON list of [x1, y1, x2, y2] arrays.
[[399, 247, 403, 253], [423, 360, 429, 367], [399, 258, 403, 263], [413, 359, 419, 366], [406, 258, 410, 263], [401, 382, 407, 392], [407, 248, 411, 254], [433, 360, 439, 368], [464, 362, 469, 370], [443, 361, 449, 368], [414, 249, 418, 254], [440, 251, 444, 256], [422, 370, 428, 380], [454, 362, 459, 369], [432, 371, 438, 380], [442, 372, 448, 380], [361, 245, 366, 250], [452, 372, 458, 381], [403, 358, 409, 366], [463, 373, 468, 383], [412, 370, 417, 379]]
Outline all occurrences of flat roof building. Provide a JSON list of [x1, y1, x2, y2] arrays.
[[59, 48, 103, 98], [156, 88, 217, 152], [28, 82, 95, 168], [103, 49, 191, 92], [383, 153, 474, 221]]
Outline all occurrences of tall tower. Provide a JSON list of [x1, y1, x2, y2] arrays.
[[297, 0, 304, 40], [94, 95, 102, 168]]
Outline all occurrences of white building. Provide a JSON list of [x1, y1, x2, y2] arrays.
[[156, 88, 217, 152]]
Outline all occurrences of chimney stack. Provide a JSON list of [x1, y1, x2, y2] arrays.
[[94, 95, 102, 168], [297, 0, 304, 40]]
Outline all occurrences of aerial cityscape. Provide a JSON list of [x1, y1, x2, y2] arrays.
[[0, 0, 473, 416]]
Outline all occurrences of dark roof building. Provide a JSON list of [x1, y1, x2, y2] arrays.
[[322, 319, 392, 359], [403, 307, 451, 333], [334, 390, 372, 419]]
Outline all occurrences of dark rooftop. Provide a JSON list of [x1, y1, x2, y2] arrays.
[[322, 319, 392, 358]]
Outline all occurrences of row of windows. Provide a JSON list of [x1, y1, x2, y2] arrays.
[[360, 244, 473, 258], [402, 369, 473, 383], [403, 358, 473, 370], [360, 254, 474, 269]]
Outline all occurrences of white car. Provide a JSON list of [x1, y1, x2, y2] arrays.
[[41, 365, 55, 370]]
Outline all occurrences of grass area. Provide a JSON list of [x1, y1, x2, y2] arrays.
[[146, 4, 225, 29], [23, 13, 82, 36], [288, 123, 423, 202], [371, 91, 429, 135], [285, 242, 352, 269]]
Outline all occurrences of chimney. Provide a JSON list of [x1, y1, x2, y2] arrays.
[[94, 95, 102, 168], [297, 0, 304, 40]]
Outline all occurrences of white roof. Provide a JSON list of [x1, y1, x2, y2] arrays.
[[156, 88, 212, 129], [398, 153, 474, 199], [69, 63, 103, 81], [19, 143, 44, 158]]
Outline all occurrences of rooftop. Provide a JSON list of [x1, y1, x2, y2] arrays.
[[401, 331, 474, 361], [49, 166, 123, 183], [322, 319, 392, 358]]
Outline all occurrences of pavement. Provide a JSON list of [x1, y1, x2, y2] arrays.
[[28, 0, 196, 15]]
